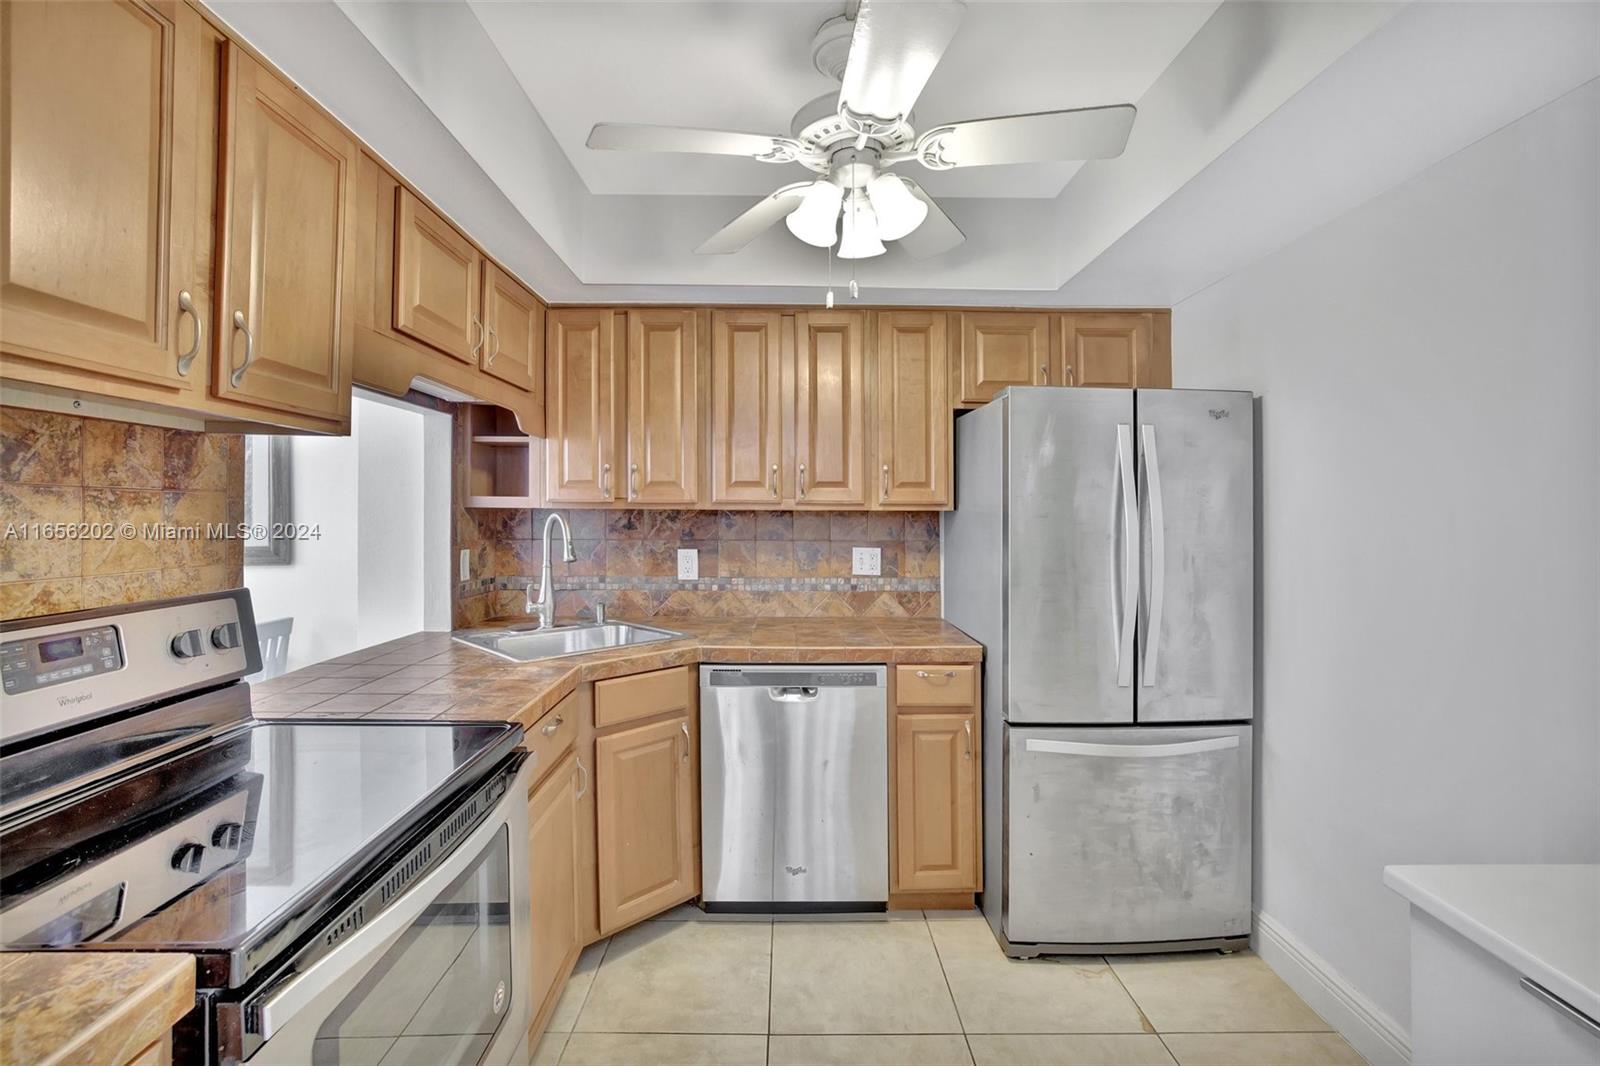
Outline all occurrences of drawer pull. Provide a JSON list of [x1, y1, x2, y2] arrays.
[[541, 715, 563, 737], [915, 670, 957, 680]]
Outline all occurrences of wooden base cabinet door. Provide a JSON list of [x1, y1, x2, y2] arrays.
[[956, 312, 1049, 404], [875, 312, 950, 509], [595, 715, 696, 933], [625, 310, 699, 506], [528, 752, 581, 1021], [545, 309, 618, 504], [794, 311, 868, 507], [0, 0, 205, 391], [709, 311, 785, 506], [214, 45, 355, 423], [894, 711, 980, 893]]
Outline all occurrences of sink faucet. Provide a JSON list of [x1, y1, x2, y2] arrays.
[[526, 513, 577, 630]]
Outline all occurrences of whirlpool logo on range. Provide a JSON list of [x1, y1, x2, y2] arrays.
[[56, 690, 94, 707]]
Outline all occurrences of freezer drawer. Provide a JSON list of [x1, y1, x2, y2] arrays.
[[1004, 724, 1251, 947], [700, 666, 888, 907]]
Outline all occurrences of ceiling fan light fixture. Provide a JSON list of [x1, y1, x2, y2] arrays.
[[837, 192, 886, 259], [785, 181, 844, 248], [866, 172, 927, 241]]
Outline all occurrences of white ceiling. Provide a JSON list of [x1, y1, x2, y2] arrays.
[[468, 1, 1218, 199]]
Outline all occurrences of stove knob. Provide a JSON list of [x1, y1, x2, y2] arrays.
[[171, 842, 206, 873], [210, 622, 242, 651], [212, 822, 244, 850], [170, 629, 206, 659]]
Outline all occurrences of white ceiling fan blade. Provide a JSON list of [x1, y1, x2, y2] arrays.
[[895, 179, 963, 260], [838, 1, 965, 123], [696, 184, 813, 255], [916, 104, 1137, 169], [588, 123, 806, 163]]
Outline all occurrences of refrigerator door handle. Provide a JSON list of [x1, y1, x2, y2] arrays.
[[1140, 423, 1166, 688], [1116, 423, 1138, 687], [1024, 736, 1239, 759]]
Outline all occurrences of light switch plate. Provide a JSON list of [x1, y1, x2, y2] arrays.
[[677, 548, 699, 581], [852, 546, 881, 576], [459, 548, 471, 582]]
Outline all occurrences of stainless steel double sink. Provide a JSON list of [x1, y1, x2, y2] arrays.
[[451, 621, 685, 663]]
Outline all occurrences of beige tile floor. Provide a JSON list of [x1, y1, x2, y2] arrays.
[[531, 909, 1367, 1066]]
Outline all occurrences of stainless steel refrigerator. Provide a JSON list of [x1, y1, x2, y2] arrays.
[[944, 387, 1255, 957]]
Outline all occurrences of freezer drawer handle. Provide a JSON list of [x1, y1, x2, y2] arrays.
[[767, 686, 820, 702], [1024, 736, 1239, 759]]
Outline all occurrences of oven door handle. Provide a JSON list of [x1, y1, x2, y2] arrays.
[[253, 763, 530, 1042]]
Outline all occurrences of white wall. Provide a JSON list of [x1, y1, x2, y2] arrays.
[[355, 399, 425, 649], [1173, 79, 1600, 1054]]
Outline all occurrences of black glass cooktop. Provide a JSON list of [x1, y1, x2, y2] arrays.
[[0, 713, 519, 986]]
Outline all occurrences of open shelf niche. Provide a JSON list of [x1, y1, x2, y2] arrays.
[[464, 403, 541, 508]]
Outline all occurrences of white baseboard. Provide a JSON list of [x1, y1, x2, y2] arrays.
[[1253, 909, 1412, 1066]]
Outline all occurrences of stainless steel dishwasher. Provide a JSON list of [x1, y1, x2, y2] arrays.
[[699, 665, 888, 911]]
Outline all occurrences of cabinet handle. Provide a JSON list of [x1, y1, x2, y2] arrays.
[[1040, 363, 1049, 384], [629, 462, 639, 500], [797, 461, 807, 499], [680, 721, 690, 762], [175, 290, 202, 376], [229, 311, 254, 387], [470, 315, 484, 357], [601, 463, 612, 500], [915, 670, 957, 680], [575, 756, 588, 800], [1064, 363, 1074, 387], [540, 715, 563, 737], [964, 719, 973, 759], [881, 463, 890, 501], [485, 325, 500, 366], [769, 463, 779, 498]]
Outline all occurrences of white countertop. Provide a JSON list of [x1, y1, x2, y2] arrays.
[[1384, 864, 1600, 1020]]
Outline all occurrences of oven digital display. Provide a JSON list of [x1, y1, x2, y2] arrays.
[[38, 636, 84, 663]]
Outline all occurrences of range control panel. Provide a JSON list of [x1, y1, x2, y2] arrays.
[[1, 625, 124, 697]]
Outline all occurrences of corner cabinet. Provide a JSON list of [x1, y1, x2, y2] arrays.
[[892, 665, 982, 897], [794, 311, 869, 508]]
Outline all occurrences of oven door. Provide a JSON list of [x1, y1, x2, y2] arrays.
[[245, 759, 532, 1066]]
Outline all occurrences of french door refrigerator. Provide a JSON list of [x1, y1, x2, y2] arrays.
[[944, 387, 1255, 957]]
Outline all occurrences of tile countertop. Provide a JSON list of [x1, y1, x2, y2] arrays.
[[249, 617, 983, 730], [0, 951, 196, 1066], [1383, 864, 1600, 1021]]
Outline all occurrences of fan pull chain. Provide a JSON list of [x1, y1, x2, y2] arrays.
[[825, 240, 835, 309]]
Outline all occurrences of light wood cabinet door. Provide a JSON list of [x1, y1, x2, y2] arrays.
[[956, 312, 1050, 404], [894, 710, 980, 893], [393, 187, 481, 363], [481, 261, 542, 393], [794, 311, 868, 508], [214, 45, 355, 422], [709, 310, 786, 506], [528, 751, 581, 1022], [625, 309, 699, 506], [545, 308, 618, 504], [0, 0, 207, 391], [875, 312, 950, 509], [596, 714, 696, 934], [1058, 312, 1150, 389]]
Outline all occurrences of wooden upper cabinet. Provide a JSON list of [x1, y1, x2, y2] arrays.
[[545, 308, 618, 504], [213, 44, 355, 423], [393, 187, 481, 363], [894, 708, 981, 893], [0, 0, 206, 391], [482, 261, 542, 394], [1059, 312, 1150, 389], [794, 311, 868, 508], [625, 310, 699, 506], [709, 310, 786, 507], [527, 751, 582, 1024], [875, 312, 950, 509], [956, 312, 1050, 405], [595, 714, 697, 934]]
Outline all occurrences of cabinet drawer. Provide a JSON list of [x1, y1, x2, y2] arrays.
[[528, 692, 578, 779], [895, 665, 977, 707], [595, 666, 692, 730]]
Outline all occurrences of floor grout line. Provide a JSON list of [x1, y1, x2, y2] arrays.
[[922, 915, 976, 1066], [766, 917, 775, 1065]]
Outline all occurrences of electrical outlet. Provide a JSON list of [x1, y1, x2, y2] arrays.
[[459, 548, 471, 582], [677, 548, 699, 581], [852, 546, 881, 576]]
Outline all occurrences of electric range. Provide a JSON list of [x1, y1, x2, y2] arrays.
[[0, 591, 533, 1066]]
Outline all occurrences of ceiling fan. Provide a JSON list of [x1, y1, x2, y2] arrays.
[[586, 0, 1136, 260]]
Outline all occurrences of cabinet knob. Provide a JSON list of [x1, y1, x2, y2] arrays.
[[541, 715, 563, 737]]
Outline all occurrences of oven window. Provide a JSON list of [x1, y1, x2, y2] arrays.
[[311, 826, 513, 1065]]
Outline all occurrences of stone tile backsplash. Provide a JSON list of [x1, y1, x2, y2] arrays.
[[0, 408, 244, 620], [455, 507, 941, 625]]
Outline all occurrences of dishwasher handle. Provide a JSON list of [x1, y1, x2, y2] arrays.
[[768, 686, 820, 702]]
